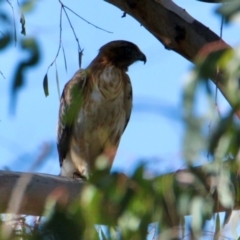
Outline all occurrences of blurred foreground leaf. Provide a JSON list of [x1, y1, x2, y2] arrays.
[[217, 1, 240, 22], [10, 38, 41, 113]]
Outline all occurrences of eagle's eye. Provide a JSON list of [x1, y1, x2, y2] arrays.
[[122, 46, 132, 55]]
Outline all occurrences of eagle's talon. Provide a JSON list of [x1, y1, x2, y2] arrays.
[[73, 172, 86, 181]]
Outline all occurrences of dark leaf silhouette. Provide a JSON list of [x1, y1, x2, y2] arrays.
[[0, 33, 11, 49], [217, 1, 240, 22], [78, 49, 83, 69], [43, 73, 49, 97], [10, 38, 40, 113], [20, 13, 26, 35]]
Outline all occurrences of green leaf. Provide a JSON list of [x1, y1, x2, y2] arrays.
[[21, 0, 37, 13], [180, 217, 185, 238], [183, 118, 206, 164], [10, 38, 40, 113], [190, 196, 213, 235], [215, 213, 220, 232], [217, 1, 240, 22], [217, 176, 234, 209], [55, 63, 60, 100], [43, 73, 49, 97], [0, 12, 10, 22], [213, 213, 221, 239], [196, 48, 230, 80], [208, 115, 232, 154], [0, 33, 11, 49], [182, 70, 198, 118], [62, 45, 67, 72]]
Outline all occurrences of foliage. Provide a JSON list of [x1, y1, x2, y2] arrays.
[[0, 0, 41, 113], [1, 0, 240, 239]]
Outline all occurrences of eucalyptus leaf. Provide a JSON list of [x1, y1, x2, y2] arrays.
[[215, 213, 220, 232], [43, 73, 49, 97], [55, 63, 60, 100], [10, 38, 40, 113], [21, 0, 37, 13], [20, 13, 26, 35], [0, 33, 11, 49], [217, 1, 240, 22], [62, 45, 68, 72]]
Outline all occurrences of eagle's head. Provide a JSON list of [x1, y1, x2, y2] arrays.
[[98, 40, 146, 70]]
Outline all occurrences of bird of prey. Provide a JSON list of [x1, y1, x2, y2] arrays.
[[57, 40, 146, 179]]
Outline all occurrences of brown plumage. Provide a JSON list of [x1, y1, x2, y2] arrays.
[[57, 40, 146, 178]]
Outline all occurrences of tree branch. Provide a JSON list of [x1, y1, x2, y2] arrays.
[[0, 171, 84, 216], [0, 167, 240, 216], [104, 0, 240, 117]]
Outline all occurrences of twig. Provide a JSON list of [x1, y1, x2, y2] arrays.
[[47, 0, 113, 64], [44, 0, 112, 96], [0, 70, 6, 79], [62, 5, 81, 51], [47, 6, 63, 72], [78, 49, 84, 69], [43, 5, 63, 97], [6, 0, 17, 45], [59, 0, 113, 34]]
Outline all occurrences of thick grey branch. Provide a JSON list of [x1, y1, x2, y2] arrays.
[[0, 171, 83, 216], [0, 168, 240, 216], [104, 0, 240, 117]]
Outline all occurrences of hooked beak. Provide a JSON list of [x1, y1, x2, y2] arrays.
[[138, 51, 147, 64]]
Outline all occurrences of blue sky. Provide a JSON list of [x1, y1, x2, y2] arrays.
[[1, 0, 238, 175]]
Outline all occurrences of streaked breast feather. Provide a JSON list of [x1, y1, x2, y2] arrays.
[[92, 66, 124, 100]]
